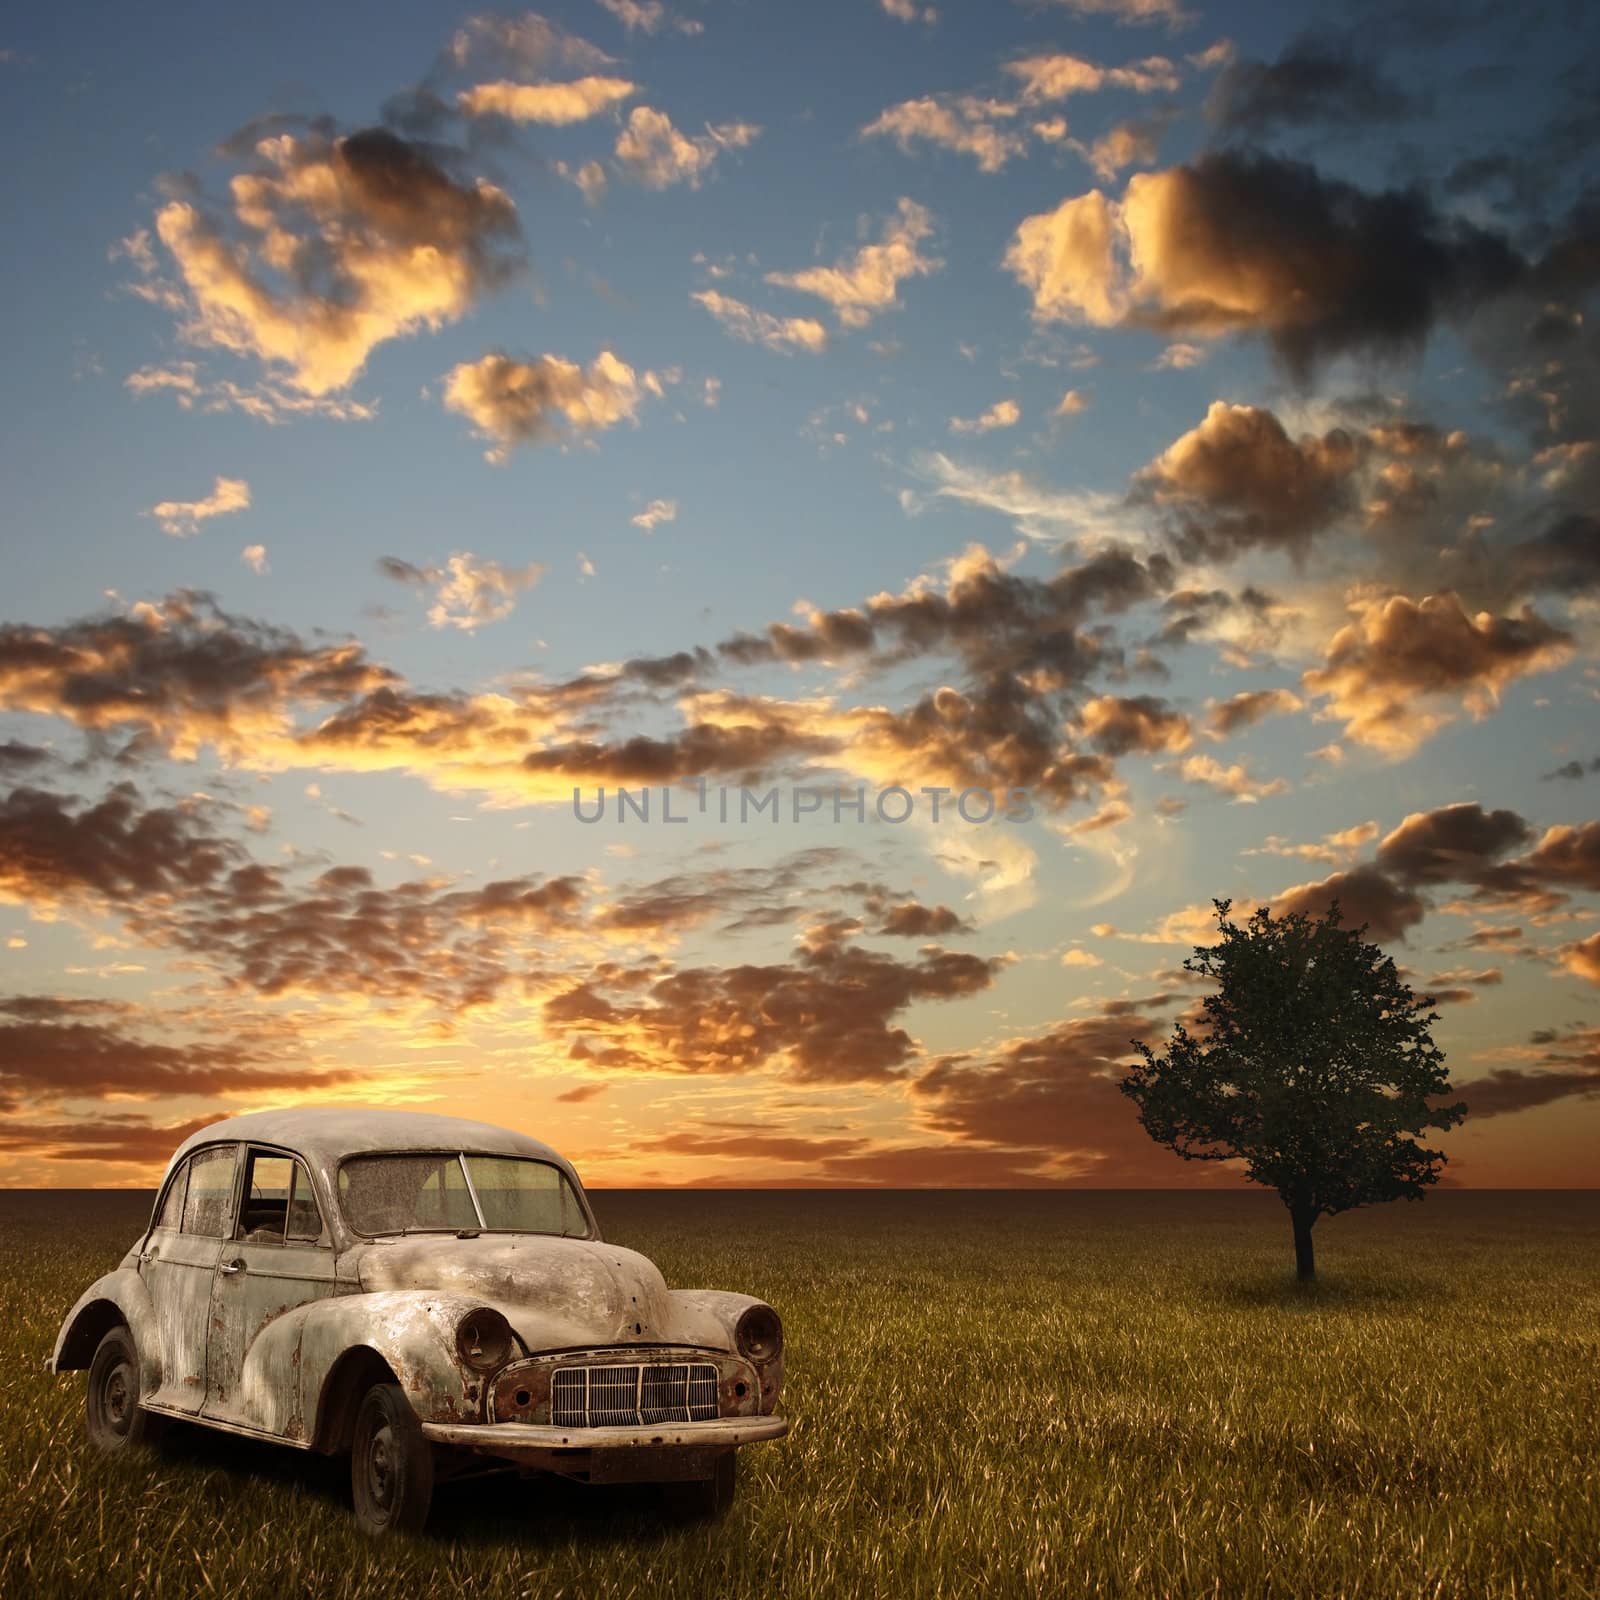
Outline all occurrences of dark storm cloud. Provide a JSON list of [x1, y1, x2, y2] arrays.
[[0, 997, 358, 1103], [1208, 688, 1304, 736], [1520, 824, 1600, 895], [1508, 515, 1600, 598], [1367, 806, 1600, 917], [716, 545, 1170, 684], [715, 549, 1171, 812], [1375, 803, 1534, 885], [593, 849, 853, 935], [1124, 151, 1525, 374], [842, 681, 1120, 809], [0, 777, 590, 1013], [179, 866, 587, 1009], [1078, 694, 1192, 756], [0, 741, 52, 774], [1134, 402, 1362, 560], [1471, 1066, 1600, 1113], [1153, 586, 1276, 651], [1543, 756, 1600, 782], [0, 1115, 220, 1165], [876, 902, 971, 938], [0, 591, 393, 749], [1450, 1064, 1600, 1118], [522, 716, 839, 787], [1270, 865, 1428, 943], [1207, 33, 1424, 136], [544, 927, 1004, 1083], [0, 783, 239, 906], [377, 557, 430, 586], [1, 549, 1167, 817], [606, 650, 716, 690], [906, 1001, 1231, 1184]]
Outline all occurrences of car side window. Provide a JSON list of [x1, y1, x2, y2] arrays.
[[235, 1149, 324, 1244], [237, 1150, 293, 1241], [286, 1161, 323, 1243], [154, 1160, 188, 1231], [181, 1146, 238, 1237]]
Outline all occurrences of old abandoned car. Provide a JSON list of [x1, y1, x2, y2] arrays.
[[48, 1109, 788, 1534]]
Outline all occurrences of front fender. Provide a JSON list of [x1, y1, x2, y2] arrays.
[[672, 1290, 785, 1412], [49, 1270, 162, 1395], [667, 1288, 759, 1348], [298, 1290, 497, 1435]]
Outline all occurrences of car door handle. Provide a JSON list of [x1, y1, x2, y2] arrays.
[[219, 1259, 245, 1275], [140, 1247, 159, 1263]]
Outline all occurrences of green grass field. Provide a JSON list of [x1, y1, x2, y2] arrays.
[[1, 1188, 1596, 1599]]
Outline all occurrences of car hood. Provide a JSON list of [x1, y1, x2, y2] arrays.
[[352, 1233, 693, 1351]]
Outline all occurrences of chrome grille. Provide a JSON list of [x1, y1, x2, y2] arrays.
[[551, 1362, 719, 1427]]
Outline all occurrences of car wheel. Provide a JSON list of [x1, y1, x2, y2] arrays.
[[85, 1326, 166, 1453], [350, 1381, 435, 1536], [661, 1450, 737, 1520]]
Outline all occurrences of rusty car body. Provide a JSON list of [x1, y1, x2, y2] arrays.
[[49, 1108, 787, 1532]]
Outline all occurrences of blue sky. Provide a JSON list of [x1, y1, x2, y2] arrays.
[[1, 0, 1597, 1187]]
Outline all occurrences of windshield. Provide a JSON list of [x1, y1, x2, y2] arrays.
[[337, 1152, 590, 1238]]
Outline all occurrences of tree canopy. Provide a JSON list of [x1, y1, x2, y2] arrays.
[[1119, 899, 1467, 1278]]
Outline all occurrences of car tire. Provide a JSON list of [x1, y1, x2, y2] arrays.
[[350, 1381, 435, 1536], [661, 1450, 737, 1519], [85, 1325, 166, 1453]]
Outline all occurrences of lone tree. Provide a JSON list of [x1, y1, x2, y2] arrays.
[[1120, 899, 1466, 1281]]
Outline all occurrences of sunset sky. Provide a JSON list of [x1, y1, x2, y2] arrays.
[[2, 0, 1597, 1189]]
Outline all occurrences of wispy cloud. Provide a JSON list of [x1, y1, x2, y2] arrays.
[[632, 499, 679, 532], [766, 199, 940, 328], [379, 553, 545, 631], [147, 476, 251, 537], [615, 107, 760, 188], [950, 399, 1021, 434], [458, 75, 637, 123], [595, 0, 704, 36], [692, 290, 827, 353]]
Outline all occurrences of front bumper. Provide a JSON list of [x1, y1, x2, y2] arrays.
[[420, 1414, 788, 1482]]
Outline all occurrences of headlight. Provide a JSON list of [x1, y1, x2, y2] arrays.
[[735, 1303, 783, 1363], [455, 1308, 514, 1372]]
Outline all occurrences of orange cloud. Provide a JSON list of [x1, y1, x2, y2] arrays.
[[1303, 593, 1571, 754], [766, 199, 940, 329], [458, 75, 636, 122], [150, 127, 523, 395], [443, 350, 663, 460]]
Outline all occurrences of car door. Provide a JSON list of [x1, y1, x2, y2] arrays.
[[204, 1145, 338, 1435], [139, 1142, 239, 1413]]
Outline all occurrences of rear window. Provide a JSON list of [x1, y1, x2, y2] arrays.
[[154, 1162, 188, 1231], [181, 1146, 238, 1238]]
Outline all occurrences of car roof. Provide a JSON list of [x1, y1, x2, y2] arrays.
[[165, 1107, 573, 1177]]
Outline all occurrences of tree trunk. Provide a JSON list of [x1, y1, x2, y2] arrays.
[[1291, 1207, 1316, 1281]]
